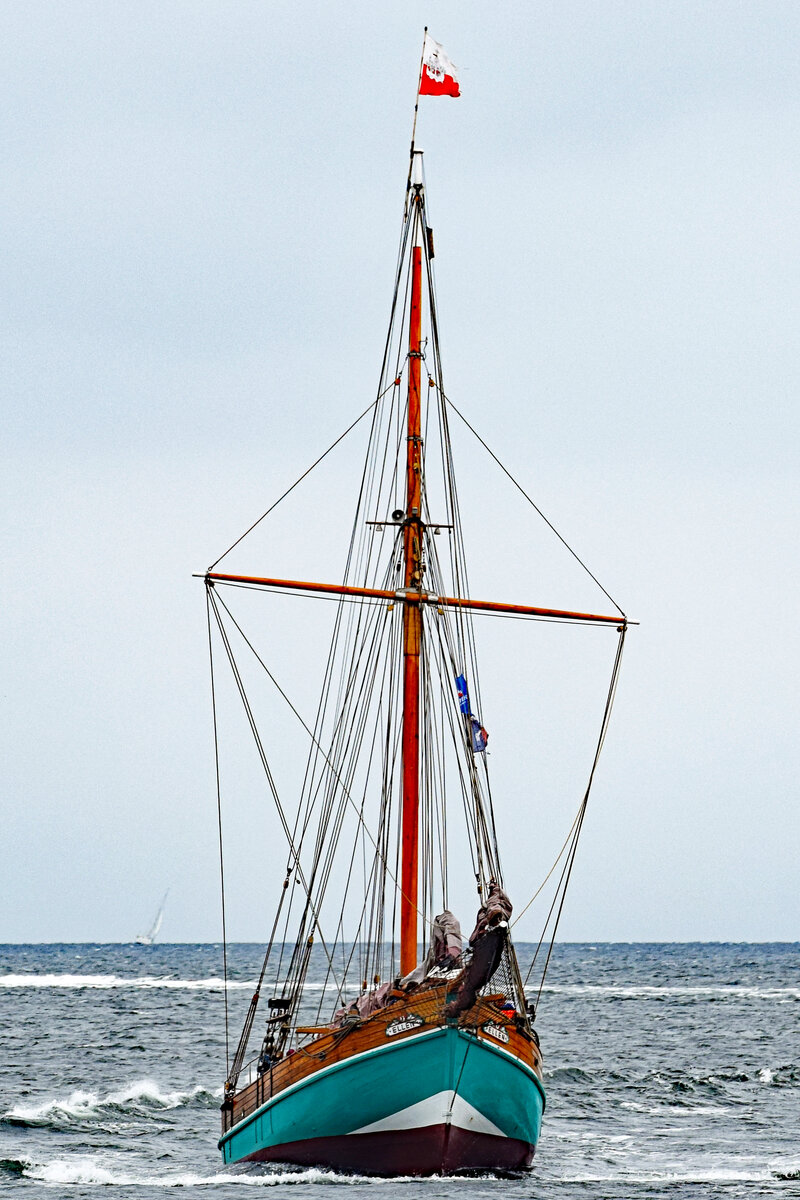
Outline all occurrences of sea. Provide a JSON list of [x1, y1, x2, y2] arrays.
[[1, 943, 798, 1198]]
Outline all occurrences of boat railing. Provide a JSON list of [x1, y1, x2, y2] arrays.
[[222, 1028, 333, 1131]]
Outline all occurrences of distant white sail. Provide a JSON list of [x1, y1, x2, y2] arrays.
[[135, 890, 169, 945]]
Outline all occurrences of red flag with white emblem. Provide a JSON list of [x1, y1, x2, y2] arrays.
[[419, 34, 460, 98]]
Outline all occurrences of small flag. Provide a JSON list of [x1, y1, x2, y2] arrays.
[[419, 34, 461, 98], [470, 717, 489, 754], [455, 674, 471, 715]]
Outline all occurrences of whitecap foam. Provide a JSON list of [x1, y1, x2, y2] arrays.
[[619, 1100, 741, 1118], [27, 1158, 121, 1186], [548, 1129, 633, 1143], [4, 1079, 222, 1123], [558, 1167, 774, 1184], [23, 1158, 415, 1186], [539, 983, 800, 999], [0, 974, 257, 990]]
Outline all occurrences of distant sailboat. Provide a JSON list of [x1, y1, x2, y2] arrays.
[[135, 891, 168, 945]]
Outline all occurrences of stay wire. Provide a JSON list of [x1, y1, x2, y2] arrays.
[[211, 586, 405, 897], [205, 585, 229, 1073], [208, 392, 389, 571], [511, 804, 584, 931], [525, 623, 628, 1000], [207, 588, 342, 994], [441, 392, 626, 619], [422, 228, 502, 892]]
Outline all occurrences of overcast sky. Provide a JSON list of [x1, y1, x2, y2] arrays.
[[3, 2, 799, 943]]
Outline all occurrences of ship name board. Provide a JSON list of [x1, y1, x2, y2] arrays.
[[482, 1022, 510, 1043], [385, 1014, 424, 1037]]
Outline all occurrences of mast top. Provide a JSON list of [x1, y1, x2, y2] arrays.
[[410, 149, 424, 189]]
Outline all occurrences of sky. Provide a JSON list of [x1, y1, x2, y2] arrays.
[[3, 1, 799, 943]]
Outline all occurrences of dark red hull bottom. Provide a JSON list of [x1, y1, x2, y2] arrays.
[[242, 1124, 534, 1176]]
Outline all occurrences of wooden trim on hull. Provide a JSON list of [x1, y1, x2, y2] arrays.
[[241, 1125, 535, 1176]]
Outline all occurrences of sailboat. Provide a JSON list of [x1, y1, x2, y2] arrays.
[[203, 135, 628, 1175], [134, 890, 168, 946]]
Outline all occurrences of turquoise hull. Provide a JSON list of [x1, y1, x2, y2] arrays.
[[220, 1026, 545, 1175]]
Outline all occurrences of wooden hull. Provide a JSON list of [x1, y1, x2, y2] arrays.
[[220, 996, 545, 1176]]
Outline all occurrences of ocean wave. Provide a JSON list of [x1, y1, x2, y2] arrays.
[[546, 1062, 795, 1099], [0, 973, 258, 990], [19, 1157, 425, 1186], [2, 1080, 222, 1127], [619, 1100, 744, 1117], [547, 1128, 633, 1143], [0, 1157, 29, 1177], [545, 1066, 595, 1084], [758, 1064, 799, 1085], [559, 1165, 799, 1184], [540, 983, 800, 999]]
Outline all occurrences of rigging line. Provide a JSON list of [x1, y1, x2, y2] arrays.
[[428, 616, 484, 886], [428, 603, 498, 882], [434, 601, 502, 885], [336, 417, 403, 716], [226, 871, 293, 1089], [315, 613, 430, 951], [524, 625, 627, 990], [296, 612, 389, 928], [432, 422, 495, 884], [307, 615, 390, 930], [218, 586, 433, 985], [441, 392, 627, 619], [301, 590, 392, 875], [207, 590, 342, 994], [271, 557, 362, 991], [208, 393, 386, 571], [448, 1038, 474, 1128], [424, 249, 475, 666], [510, 804, 584, 931], [523, 826, 575, 990], [405, 26, 427, 218], [210, 581, 633, 628], [533, 624, 628, 1001], [301, 531, 392, 807], [275, 531, 394, 921], [314, 614, 401, 1019], [527, 806, 587, 997], [323, 382, 407, 773], [372, 636, 400, 975], [205, 585, 229, 1074], [420, 631, 448, 902], [211, 589, 403, 895], [523, 631, 628, 988], [428, 628, 481, 847], [288, 582, 362, 887]]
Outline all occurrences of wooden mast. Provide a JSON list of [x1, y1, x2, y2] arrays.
[[400, 151, 424, 976]]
